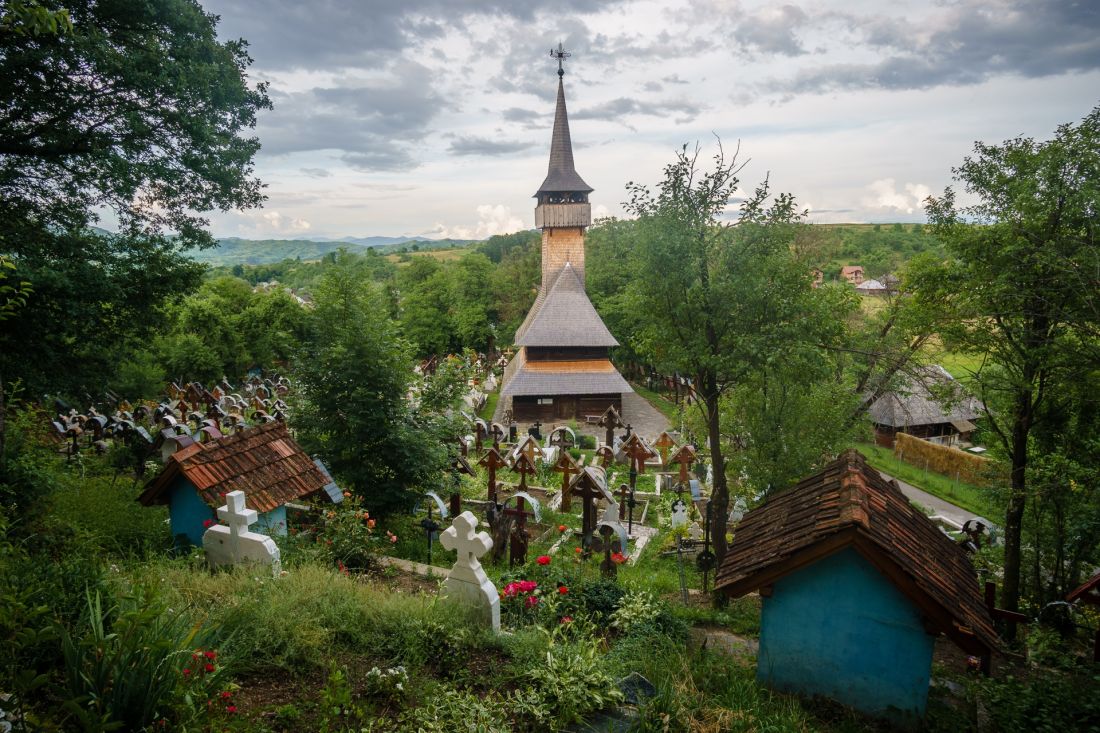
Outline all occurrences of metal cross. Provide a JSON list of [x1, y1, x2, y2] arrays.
[[550, 42, 571, 77]]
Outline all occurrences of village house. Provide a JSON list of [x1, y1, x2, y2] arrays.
[[841, 265, 864, 284], [855, 278, 887, 295], [715, 450, 997, 726], [138, 420, 342, 547], [868, 365, 983, 448]]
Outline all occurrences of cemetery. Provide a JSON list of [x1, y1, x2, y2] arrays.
[[1, 6, 1099, 733]]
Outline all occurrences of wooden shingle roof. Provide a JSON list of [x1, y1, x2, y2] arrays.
[[868, 365, 983, 428], [715, 449, 998, 656], [513, 264, 619, 347], [535, 76, 593, 195], [500, 348, 631, 397], [138, 421, 339, 513]]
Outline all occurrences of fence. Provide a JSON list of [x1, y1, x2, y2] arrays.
[[893, 432, 992, 486]]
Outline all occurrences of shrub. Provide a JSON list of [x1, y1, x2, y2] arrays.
[[398, 687, 512, 732], [526, 643, 624, 730], [979, 672, 1100, 732]]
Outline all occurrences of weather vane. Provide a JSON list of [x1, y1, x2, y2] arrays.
[[550, 42, 570, 77]]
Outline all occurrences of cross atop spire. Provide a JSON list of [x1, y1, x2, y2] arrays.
[[550, 42, 571, 78]]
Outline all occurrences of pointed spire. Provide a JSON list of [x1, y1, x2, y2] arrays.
[[536, 51, 593, 195]]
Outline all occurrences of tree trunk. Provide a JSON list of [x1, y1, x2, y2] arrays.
[[703, 371, 729, 565], [1001, 388, 1033, 639]]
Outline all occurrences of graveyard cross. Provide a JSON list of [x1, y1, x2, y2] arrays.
[[595, 445, 614, 468], [623, 435, 652, 534], [479, 447, 509, 504], [529, 420, 543, 441], [669, 445, 697, 487], [449, 454, 474, 517], [599, 524, 617, 578], [474, 420, 487, 454], [440, 511, 492, 574], [653, 431, 677, 466], [218, 491, 258, 559], [504, 452, 540, 566], [598, 405, 623, 451], [552, 450, 581, 512], [570, 469, 608, 555], [696, 500, 717, 593]]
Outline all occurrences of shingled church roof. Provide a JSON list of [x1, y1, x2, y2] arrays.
[[715, 449, 998, 656], [138, 421, 340, 513], [513, 264, 618, 347], [500, 348, 631, 397], [868, 365, 983, 428], [535, 76, 593, 195]]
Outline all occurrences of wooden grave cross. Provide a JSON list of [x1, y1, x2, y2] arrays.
[[598, 405, 624, 451], [668, 445, 697, 488], [569, 468, 609, 556], [478, 447, 508, 504], [622, 434, 654, 534], [551, 450, 582, 512], [595, 445, 614, 468], [653, 431, 677, 466], [504, 452, 540, 566], [449, 454, 475, 517]]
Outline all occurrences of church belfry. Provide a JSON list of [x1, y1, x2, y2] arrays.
[[497, 45, 633, 424]]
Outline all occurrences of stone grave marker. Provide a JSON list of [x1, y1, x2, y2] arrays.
[[439, 511, 500, 632], [670, 498, 689, 529], [203, 490, 281, 576]]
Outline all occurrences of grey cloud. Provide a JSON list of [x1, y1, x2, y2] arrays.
[[502, 107, 543, 123], [448, 136, 536, 156], [662, 74, 689, 85], [642, 81, 663, 92], [768, 0, 1100, 94], [257, 60, 443, 172], [203, 0, 622, 71], [732, 4, 810, 57], [573, 96, 704, 123], [300, 167, 332, 178]]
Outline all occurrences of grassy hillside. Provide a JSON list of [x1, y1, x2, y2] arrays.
[[815, 223, 944, 280], [188, 237, 475, 266]]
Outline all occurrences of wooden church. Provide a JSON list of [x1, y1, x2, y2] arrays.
[[499, 47, 632, 423]]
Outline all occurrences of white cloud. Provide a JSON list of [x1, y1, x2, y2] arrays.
[[234, 210, 313, 237], [861, 178, 932, 215], [427, 204, 527, 239]]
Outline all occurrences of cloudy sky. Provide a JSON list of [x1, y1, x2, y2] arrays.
[[199, 0, 1100, 240]]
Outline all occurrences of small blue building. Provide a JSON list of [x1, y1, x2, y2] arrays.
[[715, 450, 997, 727], [139, 421, 341, 547]]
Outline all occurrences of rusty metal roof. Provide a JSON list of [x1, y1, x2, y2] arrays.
[[138, 421, 338, 513], [714, 449, 998, 656], [535, 76, 593, 195], [513, 264, 619, 347]]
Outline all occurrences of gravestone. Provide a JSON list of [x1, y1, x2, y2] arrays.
[[670, 498, 689, 529], [202, 490, 281, 576], [439, 511, 500, 632]]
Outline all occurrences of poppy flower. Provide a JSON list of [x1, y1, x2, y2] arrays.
[[558, 524, 567, 532], [574, 547, 582, 554], [611, 552, 627, 564], [536, 555, 551, 566], [558, 586, 568, 595]]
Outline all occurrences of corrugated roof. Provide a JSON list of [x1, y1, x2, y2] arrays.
[[513, 264, 619, 347], [138, 421, 338, 513], [500, 349, 632, 397], [536, 76, 593, 195], [868, 365, 983, 428], [715, 449, 998, 655]]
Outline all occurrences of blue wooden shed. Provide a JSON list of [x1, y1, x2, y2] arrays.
[[715, 450, 997, 727], [138, 421, 341, 547]]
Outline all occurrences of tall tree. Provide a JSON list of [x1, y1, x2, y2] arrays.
[[623, 143, 843, 562], [0, 0, 270, 396], [919, 106, 1100, 627]]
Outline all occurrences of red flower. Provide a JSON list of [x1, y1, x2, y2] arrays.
[[518, 580, 537, 593], [574, 547, 582, 554], [202, 519, 215, 529], [558, 524, 567, 532], [182, 668, 192, 677], [561, 616, 573, 624], [204, 651, 216, 660], [536, 555, 551, 566], [220, 691, 232, 699], [558, 586, 568, 595], [611, 552, 627, 564], [204, 663, 215, 673], [525, 595, 540, 608], [226, 705, 237, 714]]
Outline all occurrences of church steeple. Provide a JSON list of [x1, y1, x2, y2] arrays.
[[536, 44, 593, 197]]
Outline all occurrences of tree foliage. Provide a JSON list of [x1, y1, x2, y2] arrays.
[[918, 105, 1100, 620]]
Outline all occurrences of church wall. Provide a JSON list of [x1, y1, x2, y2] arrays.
[[513, 393, 621, 422], [526, 346, 607, 361], [541, 227, 586, 287]]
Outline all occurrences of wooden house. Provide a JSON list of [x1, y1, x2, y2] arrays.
[[499, 53, 631, 422], [715, 450, 997, 726], [868, 365, 983, 448], [138, 421, 342, 547]]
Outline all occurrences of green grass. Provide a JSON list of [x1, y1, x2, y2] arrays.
[[477, 390, 499, 422], [938, 350, 985, 381], [855, 442, 1001, 519]]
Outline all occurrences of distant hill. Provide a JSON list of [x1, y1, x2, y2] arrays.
[[185, 236, 475, 265]]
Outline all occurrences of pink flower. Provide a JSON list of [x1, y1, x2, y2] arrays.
[[525, 595, 540, 609], [561, 616, 573, 624], [518, 580, 537, 593], [536, 555, 551, 566]]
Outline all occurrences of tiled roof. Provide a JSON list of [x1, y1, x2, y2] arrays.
[[536, 76, 593, 195], [868, 365, 983, 428], [513, 264, 619, 347], [715, 449, 998, 655], [500, 348, 631, 397], [138, 421, 338, 513]]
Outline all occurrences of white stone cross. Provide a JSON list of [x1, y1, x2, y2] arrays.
[[203, 489, 281, 576], [439, 511, 499, 632], [670, 498, 689, 529]]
